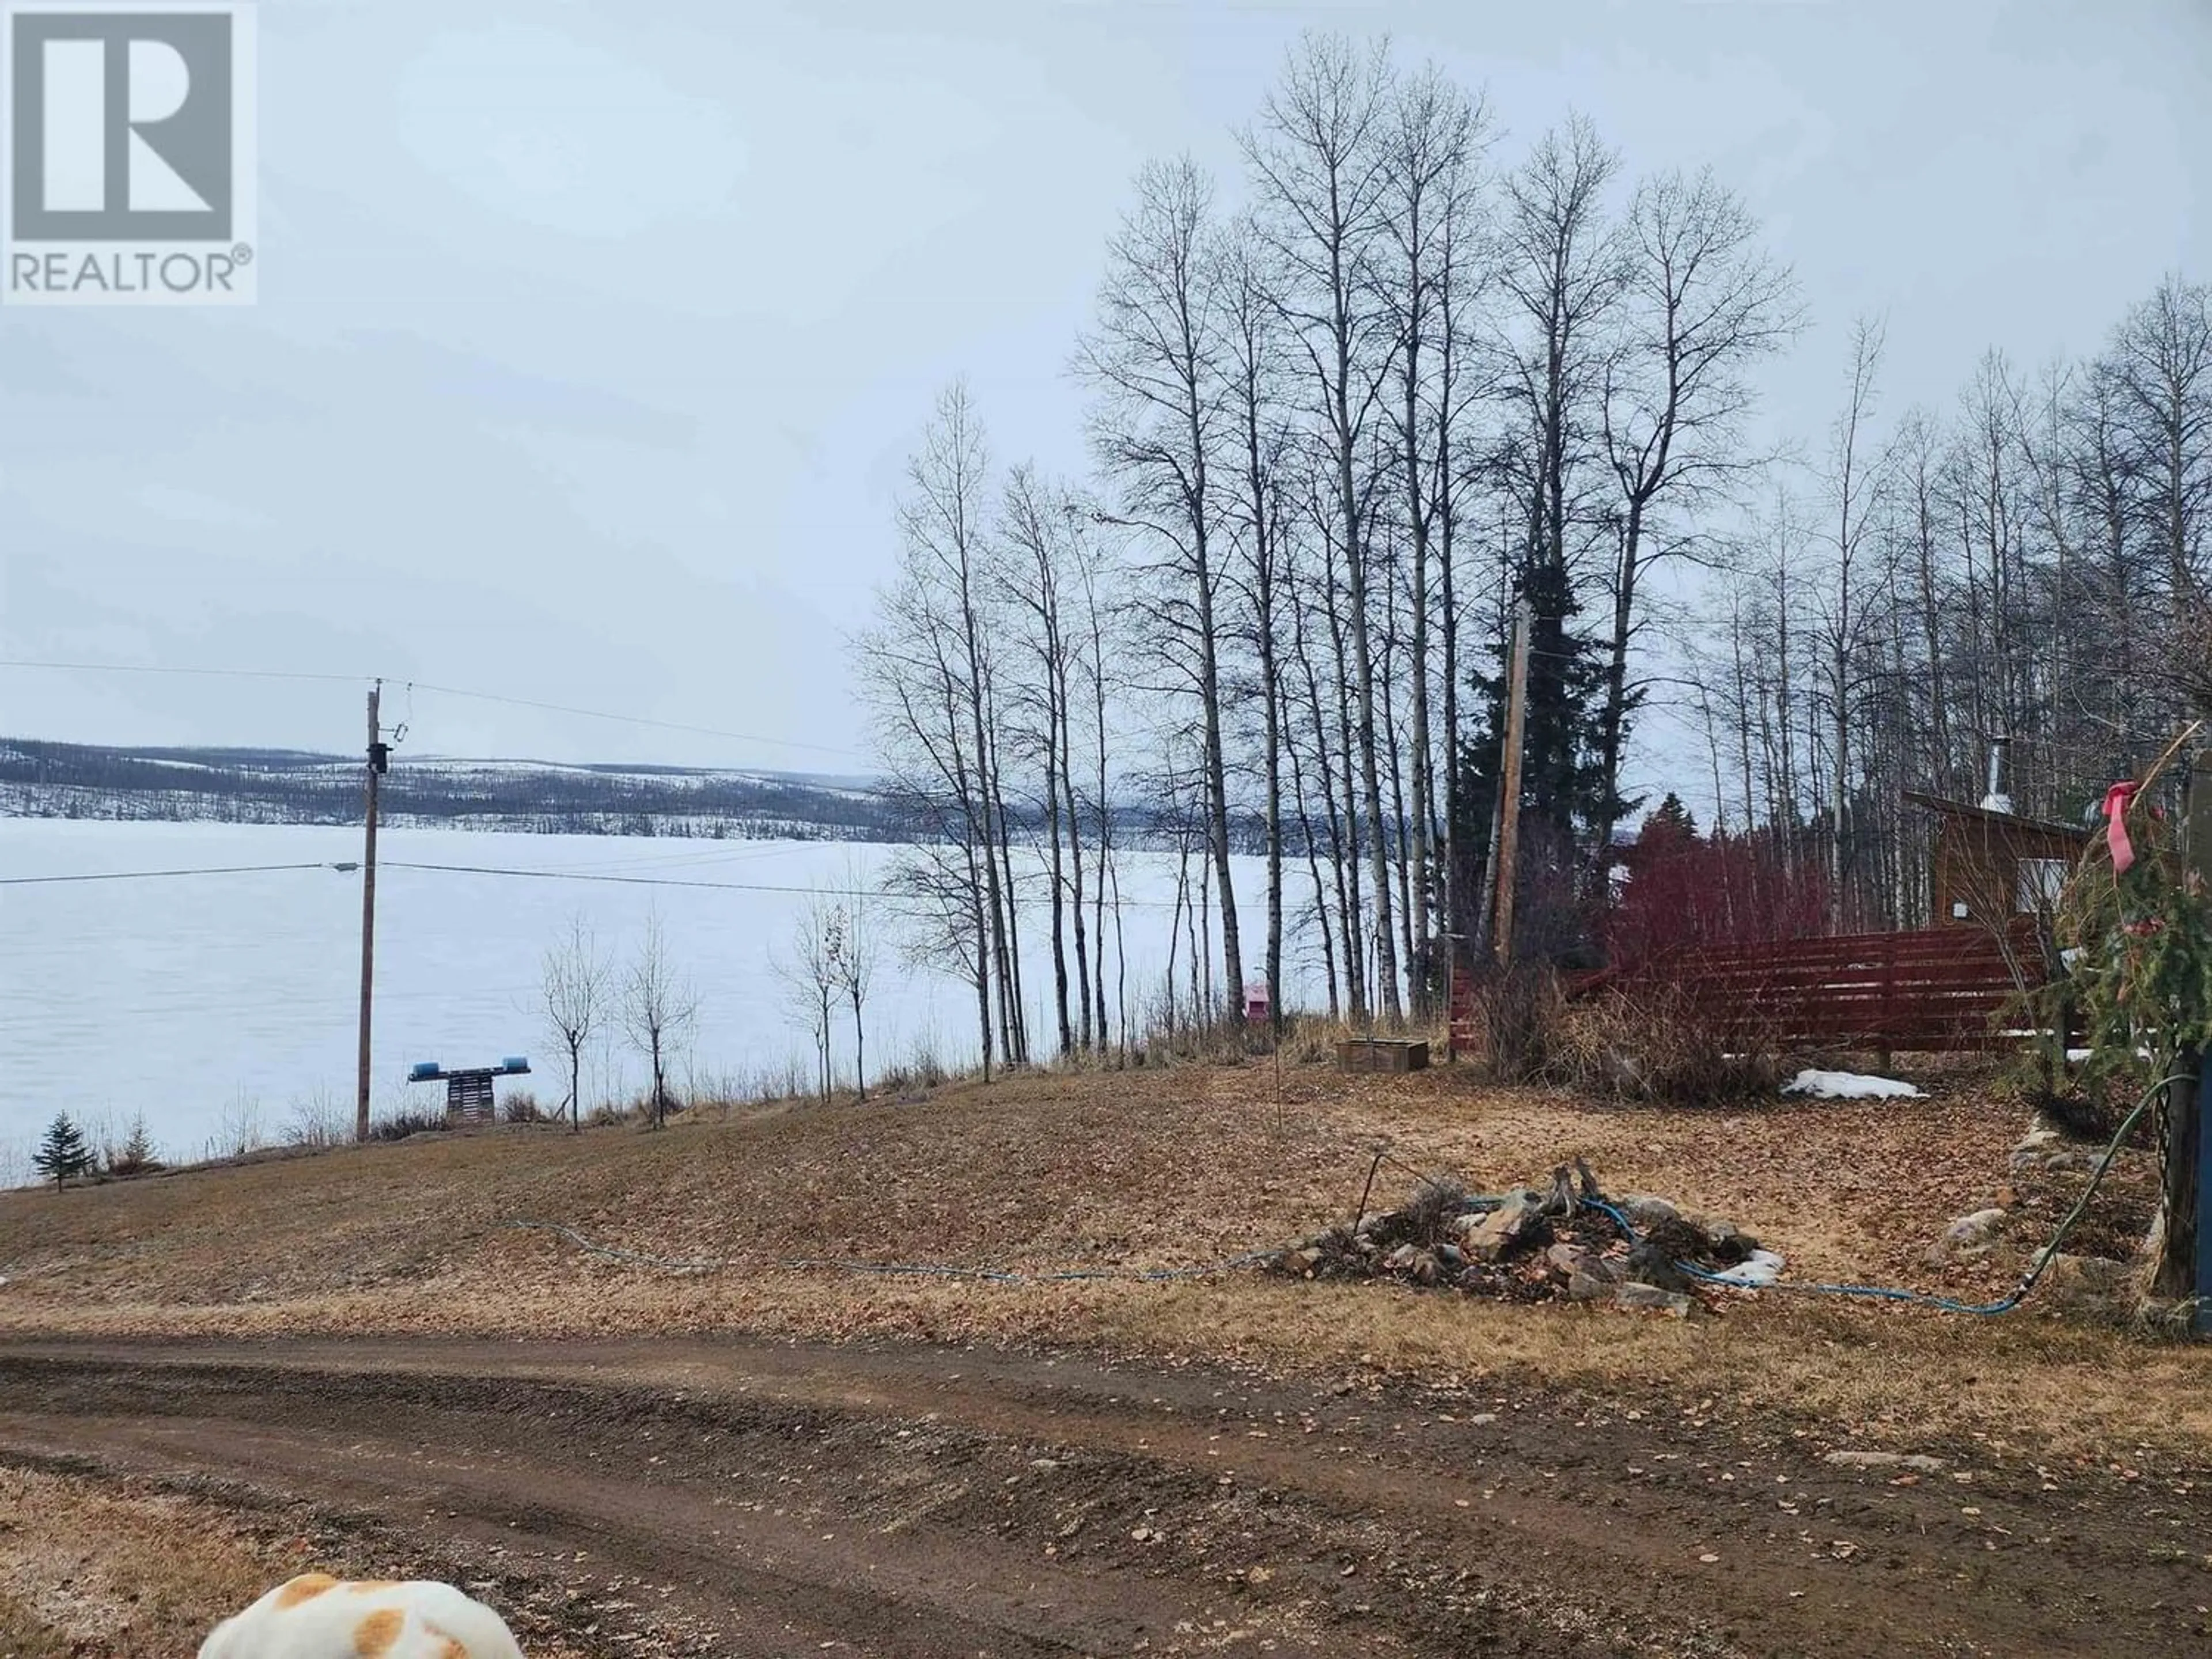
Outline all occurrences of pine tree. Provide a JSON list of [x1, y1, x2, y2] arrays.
[[1642, 793, 1699, 845], [1513, 558, 1621, 851], [32, 1113, 94, 1193], [112, 1113, 156, 1176]]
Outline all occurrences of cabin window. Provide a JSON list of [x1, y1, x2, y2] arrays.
[[2017, 858, 2068, 912]]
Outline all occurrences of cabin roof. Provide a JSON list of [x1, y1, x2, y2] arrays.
[[1901, 790, 2094, 841]]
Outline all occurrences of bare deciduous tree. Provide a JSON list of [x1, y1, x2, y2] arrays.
[[1244, 31, 1406, 1024], [622, 908, 697, 1130], [1218, 221, 1297, 1032], [997, 466, 1086, 1056], [855, 381, 1020, 1079], [777, 892, 842, 1104], [1817, 315, 1889, 918], [1493, 113, 1626, 850], [540, 912, 612, 1132], [1375, 63, 1493, 1008], [1077, 154, 1246, 1029], [1594, 164, 1802, 855], [2109, 275, 2212, 632], [830, 869, 878, 1101]]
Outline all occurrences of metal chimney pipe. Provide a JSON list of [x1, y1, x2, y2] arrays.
[[1981, 734, 2013, 815]]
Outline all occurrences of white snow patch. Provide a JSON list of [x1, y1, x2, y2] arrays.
[[1708, 1248, 1786, 1288], [1781, 1069, 1925, 1101]]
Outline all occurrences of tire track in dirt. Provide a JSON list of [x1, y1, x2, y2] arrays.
[[0, 1338, 2205, 1657], [0, 1411, 1175, 1658]]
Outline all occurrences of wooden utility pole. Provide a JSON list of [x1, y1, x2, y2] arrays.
[[2157, 753, 2212, 1326], [1492, 599, 1532, 967], [356, 681, 383, 1144]]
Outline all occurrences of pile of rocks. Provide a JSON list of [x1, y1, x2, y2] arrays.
[[1928, 1111, 2148, 1317], [1275, 1162, 1769, 1318], [1926, 1111, 2123, 1270], [2009, 1115, 2105, 1177]]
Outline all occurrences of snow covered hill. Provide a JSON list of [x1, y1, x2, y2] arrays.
[[0, 738, 904, 842]]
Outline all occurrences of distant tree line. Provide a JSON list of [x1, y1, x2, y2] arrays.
[[0, 737, 1263, 854], [0, 738, 911, 840]]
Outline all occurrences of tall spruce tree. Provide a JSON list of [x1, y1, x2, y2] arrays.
[[1643, 792, 1698, 843], [1514, 557, 1620, 850]]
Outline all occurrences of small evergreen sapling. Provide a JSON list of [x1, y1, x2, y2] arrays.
[[32, 1112, 95, 1192], [111, 1113, 157, 1176]]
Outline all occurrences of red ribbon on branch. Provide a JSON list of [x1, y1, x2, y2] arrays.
[[2103, 781, 2142, 874]]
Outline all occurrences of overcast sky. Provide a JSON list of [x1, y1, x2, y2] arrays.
[[1, 0, 2205, 789]]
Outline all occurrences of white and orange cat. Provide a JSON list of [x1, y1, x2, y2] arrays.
[[198, 1574, 527, 1658]]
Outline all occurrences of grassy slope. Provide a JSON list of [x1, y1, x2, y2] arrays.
[[2, 1060, 2207, 1458]]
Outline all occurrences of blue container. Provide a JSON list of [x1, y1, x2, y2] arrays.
[[408, 1060, 440, 1082], [500, 1055, 529, 1073]]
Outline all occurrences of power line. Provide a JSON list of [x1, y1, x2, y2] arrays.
[[0, 861, 344, 887], [2, 850, 1195, 906], [398, 681, 869, 763], [0, 980, 544, 1025], [380, 857, 1189, 908], [0, 658, 370, 686], [543, 840, 843, 877], [0, 657, 873, 766], [381, 858, 878, 899]]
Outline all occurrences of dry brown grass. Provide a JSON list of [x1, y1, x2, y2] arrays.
[[0, 1590, 68, 1659], [3, 1060, 2208, 1460], [0, 1463, 604, 1659], [0, 1463, 292, 1656]]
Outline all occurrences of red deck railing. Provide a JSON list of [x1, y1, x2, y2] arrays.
[[1450, 921, 2054, 1058]]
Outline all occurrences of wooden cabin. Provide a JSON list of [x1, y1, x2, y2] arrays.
[[1904, 791, 2093, 929]]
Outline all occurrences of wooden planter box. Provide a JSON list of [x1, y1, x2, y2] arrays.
[[1338, 1037, 1430, 1074]]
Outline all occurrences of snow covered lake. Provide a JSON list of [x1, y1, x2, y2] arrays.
[[0, 820, 1307, 1172]]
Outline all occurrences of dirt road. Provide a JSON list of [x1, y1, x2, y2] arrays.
[[1, 1335, 2205, 1657]]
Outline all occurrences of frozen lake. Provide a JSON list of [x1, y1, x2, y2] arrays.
[[0, 820, 1309, 1170]]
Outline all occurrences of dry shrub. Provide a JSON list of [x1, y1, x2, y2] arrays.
[[283, 1090, 351, 1150], [1608, 812, 1834, 970], [367, 1109, 447, 1143], [205, 1092, 268, 1162], [500, 1090, 550, 1125], [1292, 1018, 1336, 1065], [1262, 1011, 1351, 1068], [1131, 1004, 1257, 1070], [1548, 983, 1782, 1107], [1468, 967, 1565, 1084], [1400, 1174, 1469, 1238]]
